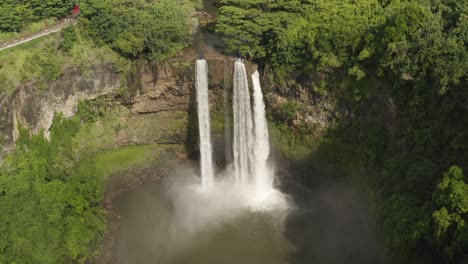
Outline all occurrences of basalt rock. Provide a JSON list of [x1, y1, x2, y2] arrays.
[[0, 47, 258, 159]]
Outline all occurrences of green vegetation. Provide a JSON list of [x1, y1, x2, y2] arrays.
[[0, 95, 184, 262], [79, 0, 200, 59], [94, 145, 156, 176], [218, 0, 467, 263], [0, 0, 200, 94], [217, 0, 466, 93], [0, 18, 57, 42], [0, 115, 105, 263], [0, 0, 71, 32], [94, 144, 183, 176], [60, 25, 78, 52], [0, 0, 465, 263], [0, 25, 130, 94]]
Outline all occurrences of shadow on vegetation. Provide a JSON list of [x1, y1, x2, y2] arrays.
[[185, 75, 199, 160], [280, 158, 384, 264]]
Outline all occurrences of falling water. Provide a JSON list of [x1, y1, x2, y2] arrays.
[[232, 61, 286, 209], [251, 70, 272, 196], [195, 59, 214, 188], [232, 60, 254, 184], [194, 58, 286, 209]]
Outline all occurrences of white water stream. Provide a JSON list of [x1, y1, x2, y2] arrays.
[[195, 59, 285, 209], [195, 59, 214, 188]]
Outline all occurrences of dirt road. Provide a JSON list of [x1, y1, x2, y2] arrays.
[[0, 18, 77, 52]]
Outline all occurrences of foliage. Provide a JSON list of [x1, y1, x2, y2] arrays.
[[0, 26, 131, 94], [278, 100, 299, 123], [94, 144, 183, 177], [79, 0, 199, 59], [24, 45, 64, 83], [432, 166, 468, 257], [217, 0, 467, 93], [60, 25, 77, 53], [0, 98, 180, 262], [218, 0, 467, 262], [0, 0, 72, 32], [269, 122, 319, 159], [0, 116, 105, 263], [0, 18, 57, 43]]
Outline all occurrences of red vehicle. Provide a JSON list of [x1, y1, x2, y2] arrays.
[[71, 5, 80, 17]]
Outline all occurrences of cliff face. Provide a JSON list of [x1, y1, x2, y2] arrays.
[[1, 64, 120, 156], [0, 47, 262, 158], [0, 40, 337, 161]]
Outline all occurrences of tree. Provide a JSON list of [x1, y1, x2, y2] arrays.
[[0, 116, 105, 263], [0, 0, 72, 32], [60, 25, 78, 53], [79, 0, 194, 59], [432, 166, 468, 258]]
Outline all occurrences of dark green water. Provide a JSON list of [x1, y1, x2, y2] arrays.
[[112, 169, 383, 264], [113, 179, 294, 264]]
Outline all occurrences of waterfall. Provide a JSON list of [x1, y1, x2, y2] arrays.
[[251, 70, 272, 196], [195, 59, 214, 188], [194, 59, 286, 210], [232, 60, 254, 185]]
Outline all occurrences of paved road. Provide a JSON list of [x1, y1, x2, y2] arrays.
[[0, 18, 77, 52]]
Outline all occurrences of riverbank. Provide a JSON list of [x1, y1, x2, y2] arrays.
[[92, 158, 194, 264]]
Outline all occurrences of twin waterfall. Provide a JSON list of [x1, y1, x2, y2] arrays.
[[232, 61, 254, 185], [251, 70, 272, 196], [195, 59, 276, 204]]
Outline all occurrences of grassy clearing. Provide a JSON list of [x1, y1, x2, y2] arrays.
[[72, 103, 186, 178], [94, 144, 184, 177], [94, 145, 157, 177]]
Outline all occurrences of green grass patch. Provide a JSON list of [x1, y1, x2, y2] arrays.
[[94, 145, 157, 177], [94, 144, 184, 177]]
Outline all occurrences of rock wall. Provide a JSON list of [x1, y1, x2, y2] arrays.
[[0, 47, 260, 159], [0, 39, 336, 162], [1, 64, 120, 156], [261, 69, 336, 135]]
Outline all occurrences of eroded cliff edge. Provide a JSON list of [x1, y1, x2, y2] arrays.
[[0, 47, 268, 159]]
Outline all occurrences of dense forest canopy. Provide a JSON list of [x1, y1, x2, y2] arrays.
[[0, 0, 200, 262], [216, 0, 467, 263], [0, 115, 105, 263], [217, 0, 466, 93], [79, 0, 200, 59], [0, 0, 466, 263], [0, 0, 72, 32]]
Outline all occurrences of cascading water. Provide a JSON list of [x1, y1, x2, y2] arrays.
[[231, 60, 287, 209], [232, 60, 254, 185], [251, 70, 273, 197], [194, 58, 286, 209], [195, 59, 214, 188]]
